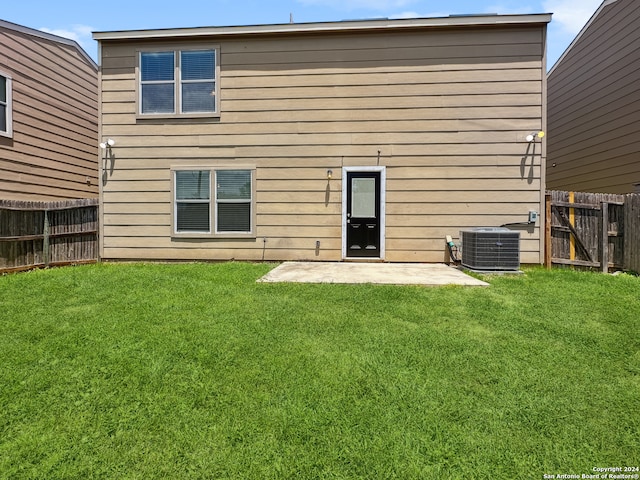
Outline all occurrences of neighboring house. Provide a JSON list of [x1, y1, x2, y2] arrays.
[[93, 13, 551, 263], [547, 0, 640, 194], [0, 19, 98, 201]]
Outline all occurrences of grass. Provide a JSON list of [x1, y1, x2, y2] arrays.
[[0, 262, 638, 479]]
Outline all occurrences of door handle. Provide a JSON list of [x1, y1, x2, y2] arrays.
[[347, 213, 351, 218]]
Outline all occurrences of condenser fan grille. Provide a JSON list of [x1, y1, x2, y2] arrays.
[[460, 228, 520, 271]]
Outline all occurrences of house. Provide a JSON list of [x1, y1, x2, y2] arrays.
[[93, 13, 551, 263], [0, 19, 98, 201], [547, 0, 640, 194]]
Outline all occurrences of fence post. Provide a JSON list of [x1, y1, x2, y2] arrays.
[[601, 202, 609, 273], [624, 194, 640, 272], [569, 191, 576, 262], [545, 193, 552, 269], [43, 210, 50, 267]]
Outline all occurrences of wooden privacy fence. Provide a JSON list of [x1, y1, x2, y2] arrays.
[[546, 191, 640, 273], [0, 199, 98, 273]]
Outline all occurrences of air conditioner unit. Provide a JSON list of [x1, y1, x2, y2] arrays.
[[460, 227, 520, 271]]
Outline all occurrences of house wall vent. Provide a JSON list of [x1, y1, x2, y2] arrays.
[[460, 227, 520, 271]]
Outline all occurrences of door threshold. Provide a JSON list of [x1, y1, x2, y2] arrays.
[[343, 258, 385, 263]]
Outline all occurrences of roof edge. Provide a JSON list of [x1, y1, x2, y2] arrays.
[[0, 18, 97, 71], [93, 13, 552, 41], [548, 0, 617, 76]]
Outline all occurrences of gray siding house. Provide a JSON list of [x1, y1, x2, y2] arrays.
[[547, 0, 640, 194], [0, 19, 99, 201]]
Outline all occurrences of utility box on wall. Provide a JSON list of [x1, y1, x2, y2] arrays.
[[460, 227, 520, 271]]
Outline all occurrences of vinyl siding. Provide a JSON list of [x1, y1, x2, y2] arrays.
[[547, 0, 640, 194], [99, 23, 546, 263], [0, 25, 98, 201]]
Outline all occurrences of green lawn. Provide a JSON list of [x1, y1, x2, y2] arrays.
[[0, 263, 638, 479]]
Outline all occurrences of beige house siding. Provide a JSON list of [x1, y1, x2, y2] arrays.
[[547, 0, 640, 194], [0, 20, 99, 201], [97, 17, 549, 263]]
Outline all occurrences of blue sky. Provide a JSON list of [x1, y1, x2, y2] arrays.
[[3, 0, 602, 69]]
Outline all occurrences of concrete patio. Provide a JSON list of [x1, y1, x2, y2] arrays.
[[258, 262, 489, 286]]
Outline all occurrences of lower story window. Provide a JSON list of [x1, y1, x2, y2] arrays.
[[173, 168, 254, 237], [175, 170, 210, 233], [216, 170, 252, 233]]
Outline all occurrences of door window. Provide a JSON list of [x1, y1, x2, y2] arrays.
[[351, 178, 376, 218]]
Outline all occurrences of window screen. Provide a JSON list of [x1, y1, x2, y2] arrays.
[[0, 75, 8, 134], [175, 170, 210, 232], [216, 170, 252, 233], [181, 50, 216, 113], [140, 52, 175, 114]]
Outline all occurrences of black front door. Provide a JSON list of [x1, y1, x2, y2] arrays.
[[346, 171, 381, 257]]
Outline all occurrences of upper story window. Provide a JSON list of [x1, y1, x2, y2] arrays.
[[138, 48, 218, 118], [0, 72, 12, 138]]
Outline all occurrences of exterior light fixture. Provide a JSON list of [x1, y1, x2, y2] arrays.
[[526, 131, 545, 142], [327, 169, 333, 180], [99, 138, 115, 150]]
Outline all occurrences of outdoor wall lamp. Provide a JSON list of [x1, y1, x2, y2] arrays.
[[327, 169, 333, 180], [526, 131, 545, 142], [99, 138, 115, 150]]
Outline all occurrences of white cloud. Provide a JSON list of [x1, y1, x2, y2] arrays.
[[72, 25, 94, 38], [390, 11, 419, 18], [389, 5, 536, 20], [41, 25, 83, 43], [390, 11, 451, 19], [40, 27, 78, 41], [39, 24, 96, 59], [542, 0, 602, 34], [296, 0, 417, 11], [484, 4, 535, 15]]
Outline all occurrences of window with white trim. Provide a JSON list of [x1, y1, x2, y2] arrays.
[[173, 168, 254, 237], [139, 48, 218, 116], [0, 72, 12, 137]]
